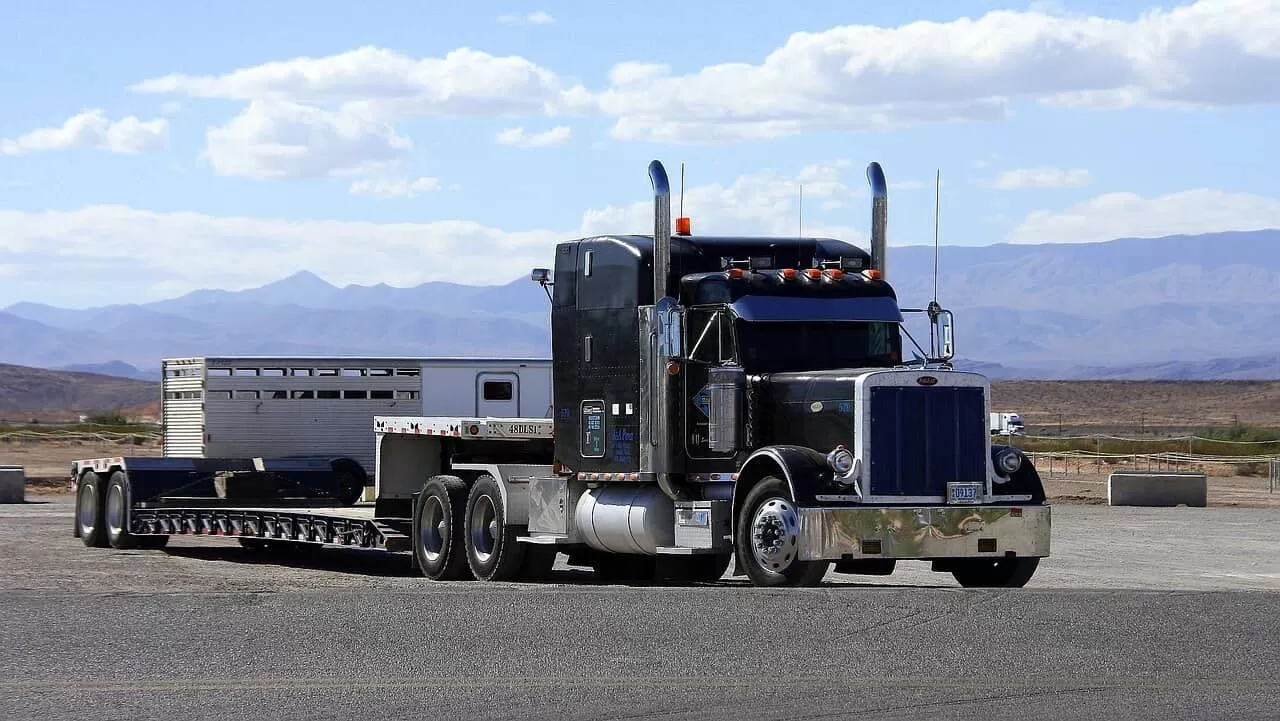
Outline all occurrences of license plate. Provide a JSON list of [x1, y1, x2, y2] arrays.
[[947, 482, 983, 504]]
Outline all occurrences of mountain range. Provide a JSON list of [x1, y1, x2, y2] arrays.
[[2, 229, 1279, 380]]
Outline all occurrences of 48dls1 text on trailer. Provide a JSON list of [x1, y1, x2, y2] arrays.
[[69, 159, 1051, 588]]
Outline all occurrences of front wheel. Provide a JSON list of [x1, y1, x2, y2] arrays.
[[734, 476, 829, 587], [950, 557, 1040, 588]]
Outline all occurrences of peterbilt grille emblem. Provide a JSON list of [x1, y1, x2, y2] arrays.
[[917, 376, 938, 386]]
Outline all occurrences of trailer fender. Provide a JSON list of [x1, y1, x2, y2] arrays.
[[731, 445, 832, 531], [447, 463, 538, 526]]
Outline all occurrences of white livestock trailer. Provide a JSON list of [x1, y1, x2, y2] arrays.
[[159, 355, 552, 502]]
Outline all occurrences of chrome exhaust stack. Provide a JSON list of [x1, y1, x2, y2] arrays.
[[866, 161, 887, 278], [644, 160, 689, 501], [649, 160, 672, 301]]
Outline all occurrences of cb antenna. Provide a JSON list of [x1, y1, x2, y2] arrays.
[[932, 168, 941, 306], [679, 163, 685, 217], [798, 184, 803, 238]]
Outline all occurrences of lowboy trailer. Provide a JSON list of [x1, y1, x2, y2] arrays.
[[70, 159, 1051, 587]]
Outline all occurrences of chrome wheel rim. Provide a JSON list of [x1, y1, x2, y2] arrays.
[[77, 483, 96, 533], [419, 496, 446, 562], [751, 497, 800, 573], [105, 484, 125, 537], [469, 495, 498, 565]]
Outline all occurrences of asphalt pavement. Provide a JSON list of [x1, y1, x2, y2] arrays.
[[1, 497, 1277, 720]]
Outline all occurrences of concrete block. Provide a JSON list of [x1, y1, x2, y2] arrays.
[[0, 465, 25, 504], [1107, 471, 1207, 508]]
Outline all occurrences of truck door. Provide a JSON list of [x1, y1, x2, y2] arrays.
[[476, 372, 520, 417]]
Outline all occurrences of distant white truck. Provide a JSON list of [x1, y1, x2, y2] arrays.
[[990, 412, 1025, 436]]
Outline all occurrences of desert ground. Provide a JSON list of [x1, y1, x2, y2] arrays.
[[4, 380, 1280, 507], [991, 380, 1280, 434]]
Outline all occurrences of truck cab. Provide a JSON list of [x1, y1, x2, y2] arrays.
[[522, 159, 1050, 587]]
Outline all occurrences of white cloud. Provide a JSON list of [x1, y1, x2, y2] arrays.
[[160, 101, 182, 115], [1010, 188, 1280, 243], [580, 160, 868, 242], [204, 99, 412, 179], [121, 0, 1280, 169], [594, 0, 1280, 142], [497, 11, 555, 25], [0, 160, 893, 305], [132, 46, 589, 119], [349, 176, 442, 198], [0, 109, 169, 155], [992, 166, 1092, 189], [0, 205, 565, 305], [495, 125, 572, 147]]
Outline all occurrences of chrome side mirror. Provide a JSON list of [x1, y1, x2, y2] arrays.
[[930, 305, 954, 362]]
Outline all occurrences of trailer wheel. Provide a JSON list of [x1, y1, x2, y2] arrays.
[[331, 459, 366, 506], [414, 475, 472, 581], [76, 471, 107, 548], [104, 471, 169, 550], [734, 476, 829, 587], [950, 557, 1040, 588], [464, 474, 529, 582]]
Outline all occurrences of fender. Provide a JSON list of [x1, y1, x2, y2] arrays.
[[731, 445, 834, 527], [991, 443, 1046, 503]]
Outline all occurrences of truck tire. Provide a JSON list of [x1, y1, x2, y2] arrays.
[[76, 471, 107, 548], [463, 474, 527, 582], [734, 476, 829, 587], [331, 459, 366, 506], [950, 557, 1040, 588], [104, 471, 169, 550], [414, 475, 473, 581]]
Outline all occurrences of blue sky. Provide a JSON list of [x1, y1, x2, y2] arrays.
[[1, 0, 1278, 307]]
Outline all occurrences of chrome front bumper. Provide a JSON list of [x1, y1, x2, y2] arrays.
[[796, 505, 1051, 561]]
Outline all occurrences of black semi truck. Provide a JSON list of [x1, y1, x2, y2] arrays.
[[71, 159, 1051, 588]]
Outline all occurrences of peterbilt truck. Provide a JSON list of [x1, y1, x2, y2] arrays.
[[70, 159, 1051, 588]]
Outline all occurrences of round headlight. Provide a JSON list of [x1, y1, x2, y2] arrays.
[[995, 448, 1023, 476], [827, 446, 855, 476]]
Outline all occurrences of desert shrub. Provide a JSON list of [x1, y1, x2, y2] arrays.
[[1197, 423, 1280, 443], [85, 411, 131, 426]]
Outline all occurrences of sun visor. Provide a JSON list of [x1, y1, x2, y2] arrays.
[[729, 294, 904, 323]]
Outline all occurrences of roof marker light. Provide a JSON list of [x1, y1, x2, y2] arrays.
[[780, 268, 798, 280], [827, 269, 845, 280], [804, 268, 822, 280], [676, 217, 691, 235], [862, 269, 882, 281], [727, 268, 745, 279]]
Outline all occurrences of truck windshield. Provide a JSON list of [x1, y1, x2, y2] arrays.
[[733, 319, 901, 373]]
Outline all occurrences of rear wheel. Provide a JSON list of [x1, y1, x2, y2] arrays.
[[735, 476, 829, 587], [950, 557, 1040, 588], [76, 471, 107, 548], [464, 474, 528, 582], [414, 475, 472, 581], [104, 471, 169, 550]]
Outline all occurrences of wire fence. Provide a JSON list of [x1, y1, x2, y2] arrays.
[[0, 430, 161, 444]]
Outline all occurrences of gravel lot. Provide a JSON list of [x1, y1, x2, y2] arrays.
[[1, 496, 1278, 720]]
